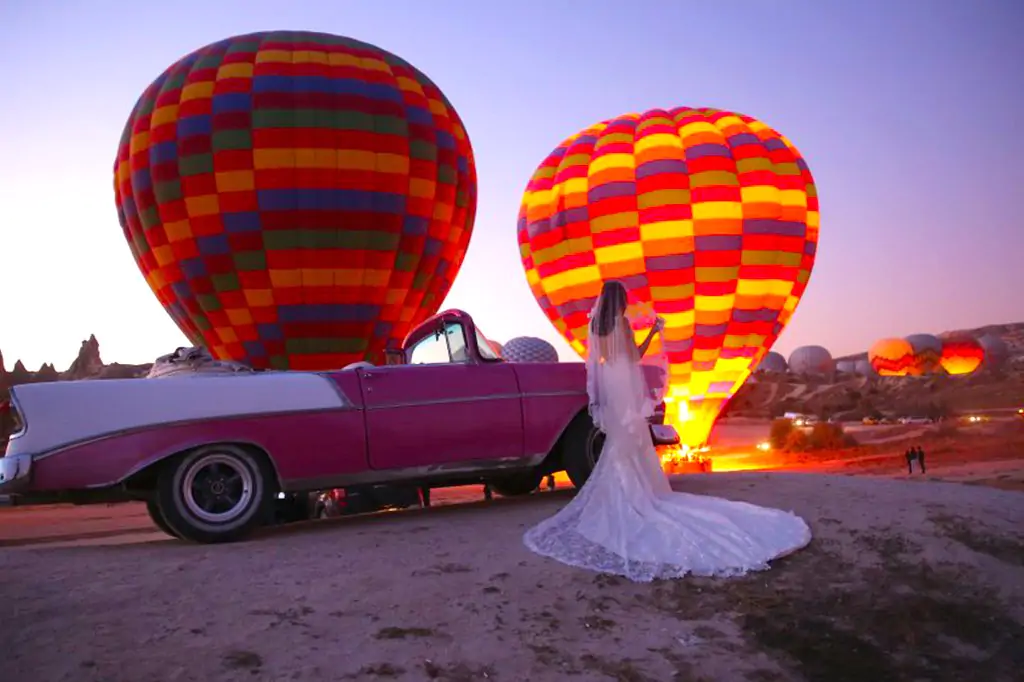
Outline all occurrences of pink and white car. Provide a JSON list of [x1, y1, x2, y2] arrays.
[[0, 310, 678, 543]]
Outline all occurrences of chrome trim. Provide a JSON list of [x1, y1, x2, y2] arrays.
[[5, 390, 28, 442], [0, 454, 32, 493], [95, 437, 285, 491], [360, 388, 583, 411], [281, 453, 549, 492], [364, 392, 522, 411]]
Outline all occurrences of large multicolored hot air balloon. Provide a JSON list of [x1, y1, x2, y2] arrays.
[[868, 337, 917, 376], [939, 335, 984, 375], [114, 31, 477, 370], [518, 107, 819, 447]]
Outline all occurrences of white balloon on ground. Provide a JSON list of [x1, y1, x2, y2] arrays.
[[501, 337, 560, 363], [788, 345, 835, 377], [756, 351, 788, 374]]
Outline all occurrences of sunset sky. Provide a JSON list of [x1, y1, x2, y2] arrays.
[[1, 0, 1022, 370]]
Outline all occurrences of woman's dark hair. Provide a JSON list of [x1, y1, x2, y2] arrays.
[[591, 280, 628, 337]]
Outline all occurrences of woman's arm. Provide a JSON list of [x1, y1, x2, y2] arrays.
[[635, 317, 664, 357]]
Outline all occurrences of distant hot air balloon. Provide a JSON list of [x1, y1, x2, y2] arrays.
[[501, 337, 559, 364], [757, 351, 788, 374], [978, 334, 1009, 370], [939, 335, 984, 375], [904, 334, 942, 374], [854, 358, 875, 377], [835, 359, 857, 374], [868, 338, 917, 376], [114, 31, 477, 370], [788, 345, 834, 377], [518, 107, 819, 447]]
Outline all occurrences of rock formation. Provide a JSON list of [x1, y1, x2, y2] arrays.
[[64, 334, 103, 380]]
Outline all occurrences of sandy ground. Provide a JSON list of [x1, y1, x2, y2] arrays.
[[2, 473, 1023, 682]]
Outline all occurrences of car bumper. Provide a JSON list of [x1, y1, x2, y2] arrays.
[[0, 455, 32, 494]]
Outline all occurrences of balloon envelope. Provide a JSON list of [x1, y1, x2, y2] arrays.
[[518, 107, 819, 447], [757, 351, 788, 374], [978, 334, 1009, 369], [940, 335, 984, 375], [501, 337, 559, 364], [904, 333, 942, 374], [114, 31, 477, 370], [788, 345, 834, 376], [868, 338, 917, 376]]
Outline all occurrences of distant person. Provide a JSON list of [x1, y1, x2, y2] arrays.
[[905, 447, 917, 474], [915, 446, 927, 474], [545, 474, 556, 491]]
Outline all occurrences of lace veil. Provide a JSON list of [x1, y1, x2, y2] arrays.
[[585, 281, 669, 436]]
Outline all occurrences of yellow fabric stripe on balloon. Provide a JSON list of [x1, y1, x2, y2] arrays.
[[151, 105, 179, 128], [741, 186, 780, 204], [181, 82, 214, 102], [292, 50, 328, 64], [589, 153, 635, 175], [255, 50, 293, 63], [692, 201, 742, 221], [736, 280, 792, 297], [543, 266, 601, 296], [217, 63, 253, 79]]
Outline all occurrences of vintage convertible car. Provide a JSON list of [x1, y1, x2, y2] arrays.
[[0, 309, 679, 544]]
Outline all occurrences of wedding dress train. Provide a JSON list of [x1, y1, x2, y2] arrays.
[[523, 346, 812, 582]]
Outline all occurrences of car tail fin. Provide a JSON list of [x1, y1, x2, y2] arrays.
[[1, 395, 25, 453]]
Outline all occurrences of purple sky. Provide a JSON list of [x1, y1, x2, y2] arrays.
[[1, 0, 1022, 369]]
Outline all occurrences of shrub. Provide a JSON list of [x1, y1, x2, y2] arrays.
[[784, 429, 810, 452], [769, 418, 795, 449], [808, 422, 850, 450]]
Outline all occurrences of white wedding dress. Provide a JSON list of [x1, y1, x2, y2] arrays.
[[523, 313, 812, 583]]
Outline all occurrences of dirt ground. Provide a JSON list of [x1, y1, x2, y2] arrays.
[[2, 472, 1023, 682]]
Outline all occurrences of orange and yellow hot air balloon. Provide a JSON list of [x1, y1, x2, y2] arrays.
[[939, 335, 984, 375], [868, 337, 917, 376], [517, 107, 819, 448]]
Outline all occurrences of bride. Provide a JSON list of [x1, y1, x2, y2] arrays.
[[523, 280, 812, 582]]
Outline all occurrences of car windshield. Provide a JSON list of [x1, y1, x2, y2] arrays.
[[409, 322, 470, 364], [475, 328, 501, 361]]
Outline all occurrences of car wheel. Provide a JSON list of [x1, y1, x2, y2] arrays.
[[489, 470, 544, 497], [156, 444, 274, 544], [562, 412, 605, 489], [145, 497, 179, 538]]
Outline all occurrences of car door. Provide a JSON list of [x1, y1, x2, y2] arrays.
[[361, 321, 525, 471]]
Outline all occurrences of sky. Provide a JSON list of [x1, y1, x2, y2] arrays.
[[1, 0, 1022, 370]]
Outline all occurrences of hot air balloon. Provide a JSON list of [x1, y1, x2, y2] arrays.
[[114, 31, 477, 370], [501, 337, 560, 364], [788, 345, 834, 377], [518, 107, 819, 447], [835, 359, 857, 374], [868, 338, 917, 376], [904, 334, 942, 374], [939, 335, 984, 375], [854, 358, 875, 377], [978, 334, 1009, 370], [757, 351, 788, 374]]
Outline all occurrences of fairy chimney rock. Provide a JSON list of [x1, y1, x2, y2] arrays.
[[66, 335, 104, 379]]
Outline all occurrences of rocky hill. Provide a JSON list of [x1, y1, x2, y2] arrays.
[[732, 322, 1024, 420], [0, 336, 152, 401]]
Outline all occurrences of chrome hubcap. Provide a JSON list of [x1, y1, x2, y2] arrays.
[[182, 453, 254, 524]]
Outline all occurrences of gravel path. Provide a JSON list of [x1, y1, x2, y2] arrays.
[[2, 473, 1022, 682]]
